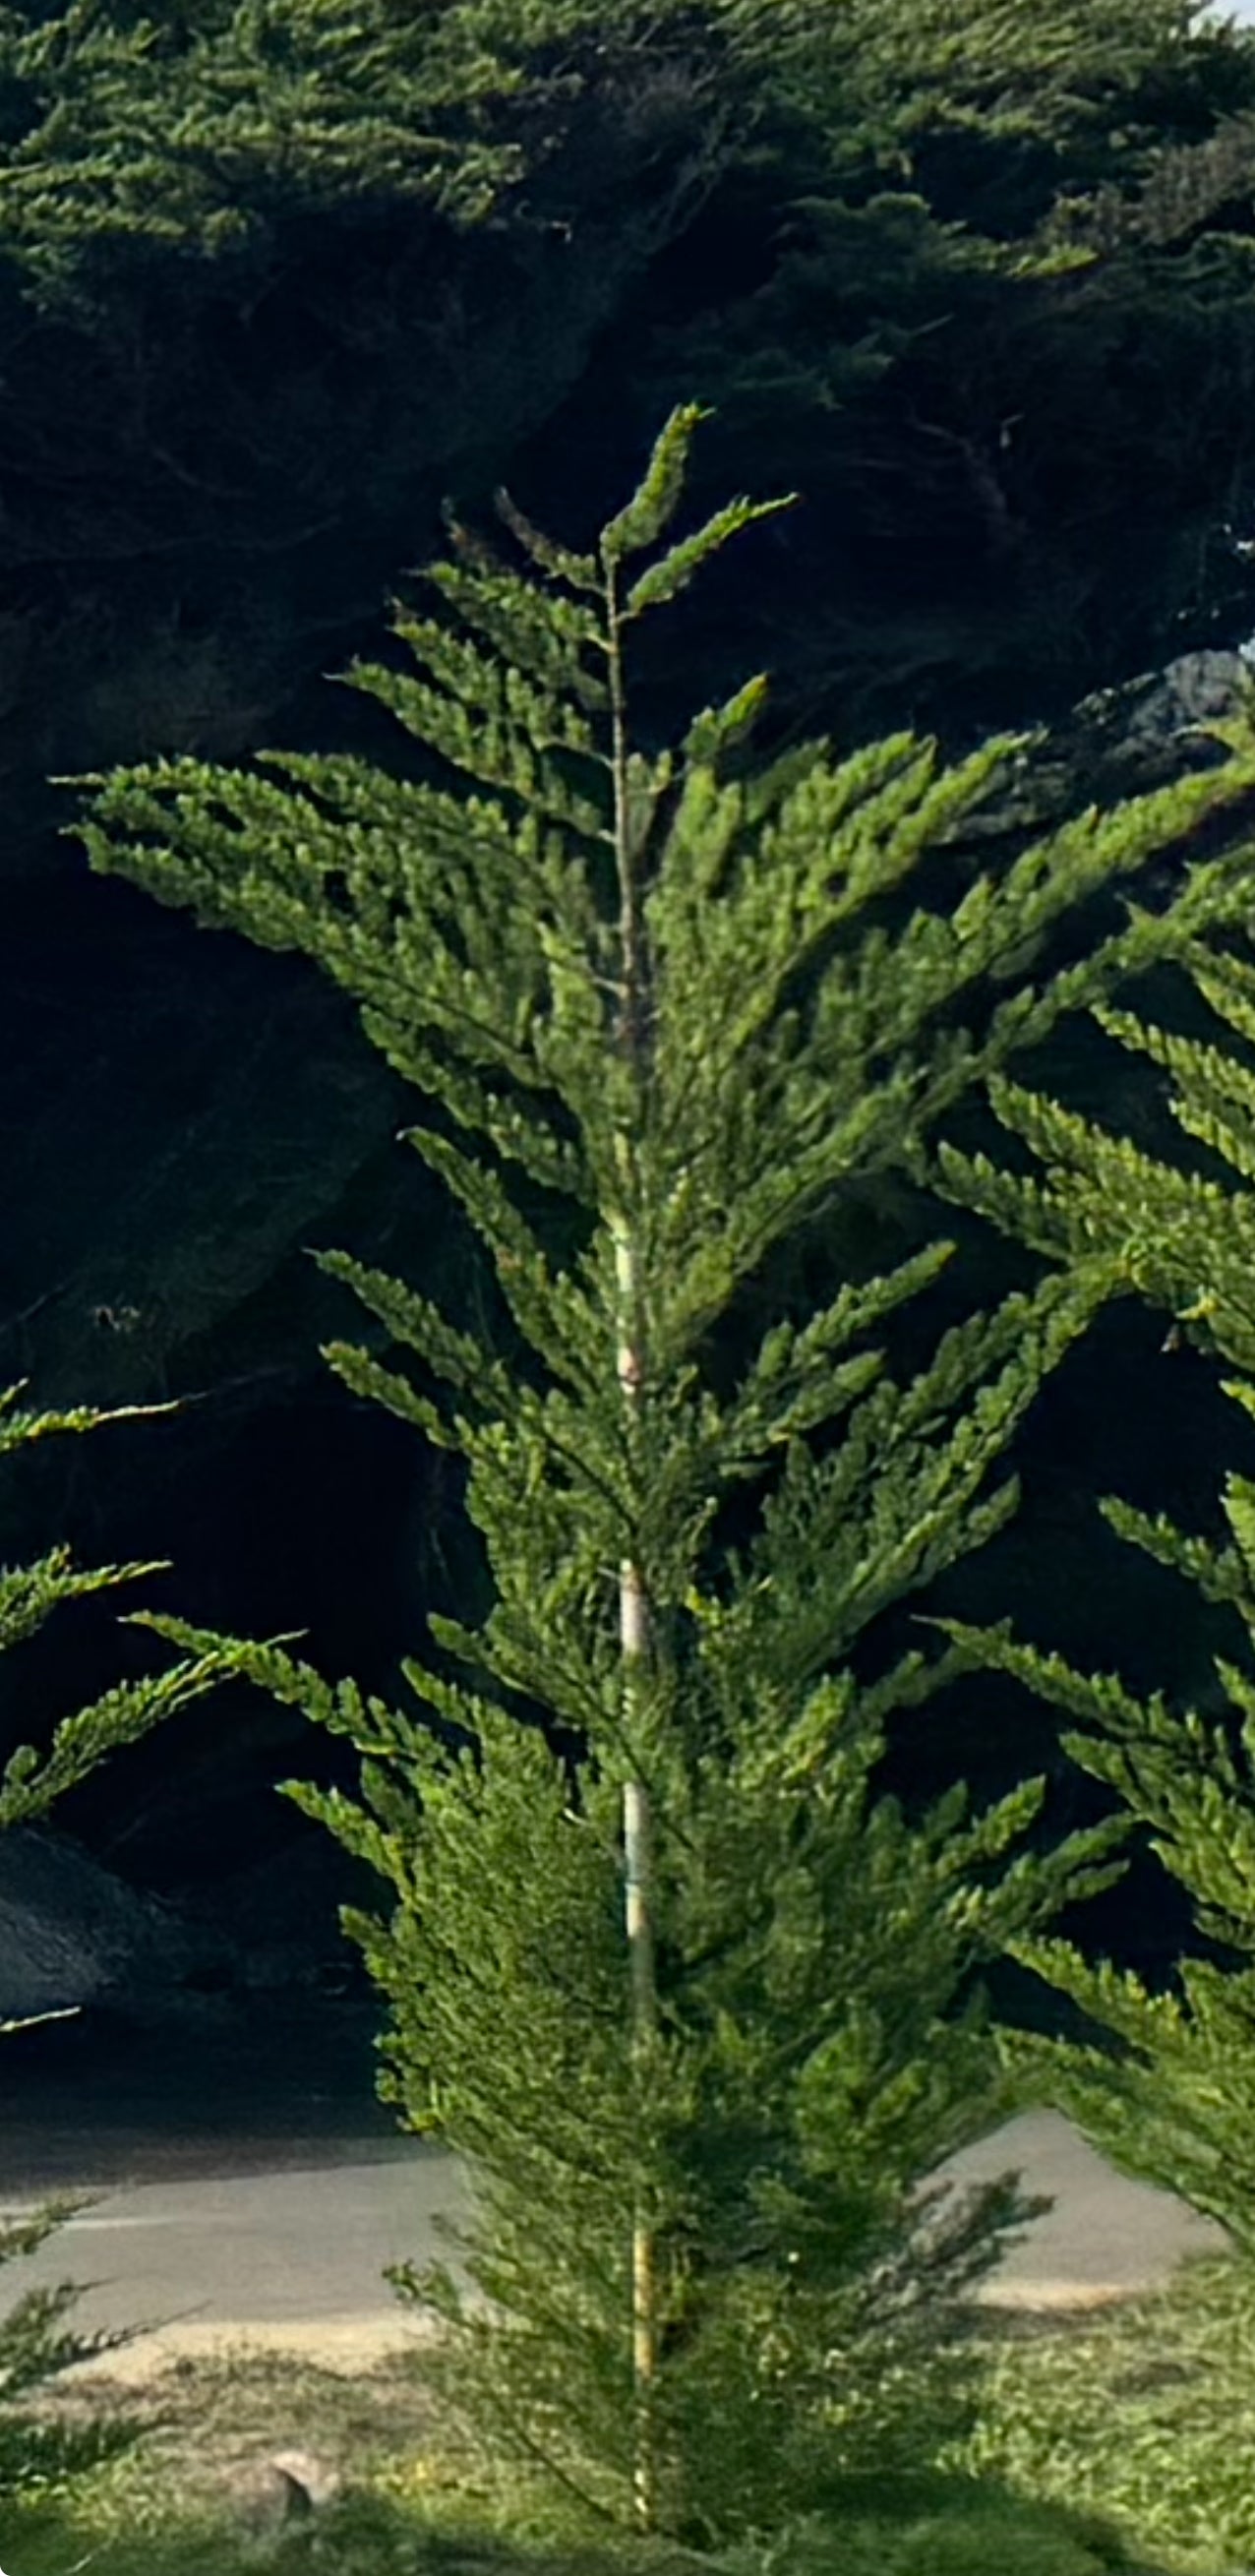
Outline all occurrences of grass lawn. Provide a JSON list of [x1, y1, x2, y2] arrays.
[[0, 2280, 1233, 2576]]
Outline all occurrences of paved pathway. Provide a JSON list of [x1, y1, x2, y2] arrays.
[[0, 1999, 1236, 2379], [0, 2007, 1232, 2381], [943, 2110, 1226, 2303]]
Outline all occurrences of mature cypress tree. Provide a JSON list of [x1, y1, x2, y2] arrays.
[[0, 0, 1220, 320], [0, 1380, 239, 2494], [53, 404, 1255, 2539], [906, 857, 1255, 2250]]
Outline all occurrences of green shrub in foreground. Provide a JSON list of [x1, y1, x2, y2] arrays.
[[0, 2473, 1148, 2576]]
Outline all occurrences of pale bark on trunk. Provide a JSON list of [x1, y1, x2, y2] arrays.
[[616, 1191, 659, 2540], [607, 571, 659, 2535]]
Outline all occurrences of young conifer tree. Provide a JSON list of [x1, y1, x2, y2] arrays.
[[909, 898, 1255, 2251], [0, 1379, 240, 2493], [53, 407, 1255, 2539]]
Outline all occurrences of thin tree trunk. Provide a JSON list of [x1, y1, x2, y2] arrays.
[[607, 570, 659, 2534], [621, 1587, 656, 2530], [616, 1198, 658, 2535]]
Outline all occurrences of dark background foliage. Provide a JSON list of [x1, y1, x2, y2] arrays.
[[4, 0, 1255, 1999]]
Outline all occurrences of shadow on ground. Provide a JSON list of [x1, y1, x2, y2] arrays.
[[0, 1991, 399, 2190]]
